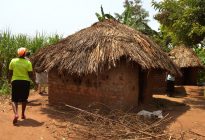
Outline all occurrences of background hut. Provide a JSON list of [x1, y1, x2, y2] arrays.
[[169, 45, 204, 85], [32, 20, 180, 110]]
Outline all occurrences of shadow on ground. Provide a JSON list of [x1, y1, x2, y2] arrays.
[[183, 97, 205, 110], [154, 86, 205, 110], [15, 118, 44, 127], [27, 99, 42, 106]]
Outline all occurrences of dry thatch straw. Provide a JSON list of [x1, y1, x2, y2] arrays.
[[169, 45, 204, 68], [31, 19, 180, 77]]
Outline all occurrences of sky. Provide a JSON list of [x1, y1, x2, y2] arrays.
[[0, 0, 160, 37]]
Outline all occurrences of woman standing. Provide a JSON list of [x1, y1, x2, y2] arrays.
[[9, 47, 34, 124], [166, 73, 175, 97]]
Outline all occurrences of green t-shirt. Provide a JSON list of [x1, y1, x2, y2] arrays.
[[9, 58, 33, 82]]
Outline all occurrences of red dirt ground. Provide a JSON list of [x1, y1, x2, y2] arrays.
[[154, 86, 205, 140], [0, 86, 204, 140]]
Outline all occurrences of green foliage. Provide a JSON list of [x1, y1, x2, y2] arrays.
[[114, 0, 160, 46], [152, 0, 205, 46], [115, 0, 152, 34], [95, 5, 115, 21], [113, 0, 165, 52], [194, 45, 205, 84], [95, 1, 159, 39], [0, 79, 11, 95], [121, 1, 132, 25], [0, 31, 62, 94], [194, 47, 205, 64]]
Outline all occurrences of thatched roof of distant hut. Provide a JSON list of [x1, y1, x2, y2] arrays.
[[32, 19, 180, 77], [169, 45, 204, 68]]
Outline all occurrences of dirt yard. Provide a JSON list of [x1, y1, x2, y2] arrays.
[[0, 86, 205, 140], [154, 86, 205, 140]]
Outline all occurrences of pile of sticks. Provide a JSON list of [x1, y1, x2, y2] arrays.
[[65, 104, 171, 139]]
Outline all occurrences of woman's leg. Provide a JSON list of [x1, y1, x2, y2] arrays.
[[11, 81, 19, 124], [22, 102, 27, 119], [11, 102, 18, 124], [22, 81, 30, 119], [170, 81, 175, 92], [166, 80, 171, 96], [11, 102, 18, 115]]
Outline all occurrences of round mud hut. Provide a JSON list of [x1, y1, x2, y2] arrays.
[[32, 19, 180, 110], [169, 45, 204, 85]]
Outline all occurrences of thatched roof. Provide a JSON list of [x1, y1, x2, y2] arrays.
[[32, 19, 180, 77], [169, 45, 204, 68]]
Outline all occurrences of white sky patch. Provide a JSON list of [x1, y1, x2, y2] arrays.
[[0, 0, 160, 37]]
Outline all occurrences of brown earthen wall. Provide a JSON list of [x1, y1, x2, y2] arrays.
[[48, 62, 139, 110]]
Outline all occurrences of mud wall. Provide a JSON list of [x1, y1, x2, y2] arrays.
[[48, 62, 139, 110]]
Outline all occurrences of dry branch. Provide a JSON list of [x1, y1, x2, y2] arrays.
[[65, 104, 170, 139], [189, 130, 205, 137]]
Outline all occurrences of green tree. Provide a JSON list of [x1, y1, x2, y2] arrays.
[[152, 0, 205, 46], [115, 0, 158, 36]]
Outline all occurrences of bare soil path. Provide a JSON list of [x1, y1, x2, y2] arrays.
[[0, 92, 55, 140], [154, 86, 205, 140]]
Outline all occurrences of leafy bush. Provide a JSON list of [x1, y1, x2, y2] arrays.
[[0, 79, 11, 95]]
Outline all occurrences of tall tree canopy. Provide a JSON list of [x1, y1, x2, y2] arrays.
[[95, 1, 158, 36], [115, 0, 158, 36], [152, 0, 205, 46]]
